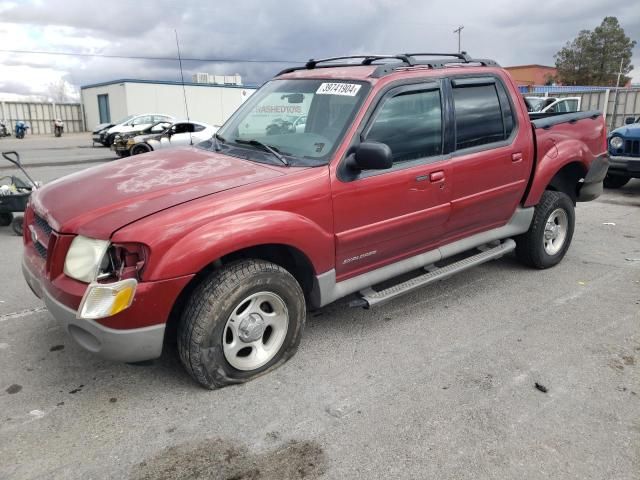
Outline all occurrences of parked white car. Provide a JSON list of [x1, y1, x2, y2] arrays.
[[127, 121, 218, 156], [525, 96, 581, 114], [104, 113, 174, 146]]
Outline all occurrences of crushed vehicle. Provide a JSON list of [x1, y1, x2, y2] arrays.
[[605, 116, 640, 188], [22, 52, 608, 389], [112, 121, 217, 157], [111, 121, 173, 157], [100, 114, 174, 147], [92, 116, 134, 147]]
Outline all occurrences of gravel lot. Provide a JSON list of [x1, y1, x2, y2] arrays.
[[1, 135, 639, 479]]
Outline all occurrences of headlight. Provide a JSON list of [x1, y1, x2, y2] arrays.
[[64, 236, 110, 283], [610, 136, 623, 149]]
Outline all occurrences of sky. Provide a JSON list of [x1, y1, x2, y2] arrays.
[[0, 0, 638, 101]]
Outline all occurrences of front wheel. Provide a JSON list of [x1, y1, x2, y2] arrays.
[[11, 216, 23, 236], [178, 259, 306, 389], [603, 174, 630, 189], [516, 190, 575, 269]]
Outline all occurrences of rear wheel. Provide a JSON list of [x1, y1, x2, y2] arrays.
[[516, 190, 575, 269], [603, 173, 630, 189], [178, 259, 306, 389]]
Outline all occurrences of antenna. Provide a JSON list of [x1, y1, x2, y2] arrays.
[[174, 29, 193, 145]]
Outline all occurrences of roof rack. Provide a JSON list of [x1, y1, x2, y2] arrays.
[[276, 52, 500, 77]]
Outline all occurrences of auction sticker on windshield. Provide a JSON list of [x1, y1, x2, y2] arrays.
[[316, 83, 362, 96]]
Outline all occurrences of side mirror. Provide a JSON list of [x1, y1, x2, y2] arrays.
[[625, 117, 636, 125], [351, 141, 393, 170]]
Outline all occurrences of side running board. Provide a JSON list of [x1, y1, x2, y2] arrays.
[[349, 239, 516, 309]]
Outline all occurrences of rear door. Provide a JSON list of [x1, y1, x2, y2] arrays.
[[331, 81, 452, 280], [444, 75, 532, 237]]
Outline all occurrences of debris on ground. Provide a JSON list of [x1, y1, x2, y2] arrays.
[[534, 382, 548, 393]]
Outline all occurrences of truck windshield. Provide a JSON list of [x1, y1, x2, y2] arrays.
[[210, 79, 370, 166]]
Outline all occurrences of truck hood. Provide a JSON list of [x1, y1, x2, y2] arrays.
[[609, 123, 640, 139], [31, 148, 287, 238]]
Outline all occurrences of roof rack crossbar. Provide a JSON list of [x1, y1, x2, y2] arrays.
[[404, 51, 473, 62], [304, 55, 414, 69]]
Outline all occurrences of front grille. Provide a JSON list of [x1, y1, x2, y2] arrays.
[[623, 139, 640, 157], [32, 214, 54, 260], [34, 241, 47, 258], [34, 215, 53, 237]]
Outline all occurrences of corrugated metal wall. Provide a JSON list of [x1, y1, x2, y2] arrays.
[[0, 101, 84, 134]]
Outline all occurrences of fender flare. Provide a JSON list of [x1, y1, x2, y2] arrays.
[[523, 138, 591, 207], [144, 210, 334, 281]]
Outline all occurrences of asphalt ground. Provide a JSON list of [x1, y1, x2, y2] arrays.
[[0, 135, 639, 479]]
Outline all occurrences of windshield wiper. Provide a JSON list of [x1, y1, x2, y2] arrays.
[[234, 138, 289, 167]]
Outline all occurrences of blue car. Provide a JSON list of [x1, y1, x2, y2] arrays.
[[606, 117, 640, 188]]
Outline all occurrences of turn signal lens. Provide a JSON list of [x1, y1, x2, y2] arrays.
[[77, 278, 137, 320]]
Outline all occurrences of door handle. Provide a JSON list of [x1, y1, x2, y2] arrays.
[[512, 152, 523, 163], [429, 171, 445, 182]]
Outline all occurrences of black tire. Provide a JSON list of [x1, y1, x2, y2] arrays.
[[0, 212, 13, 227], [515, 190, 575, 269], [105, 133, 116, 147], [130, 144, 151, 156], [178, 259, 306, 389], [11, 216, 23, 236], [603, 173, 630, 189]]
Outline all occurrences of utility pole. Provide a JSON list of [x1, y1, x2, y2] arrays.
[[453, 25, 464, 53], [609, 57, 624, 130]]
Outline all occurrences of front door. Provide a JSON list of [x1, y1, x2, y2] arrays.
[[331, 82, 452, 280]]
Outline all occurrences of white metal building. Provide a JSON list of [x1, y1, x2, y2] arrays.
[[80, 79, 257, 131]]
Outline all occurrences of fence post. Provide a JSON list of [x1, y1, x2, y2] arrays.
[[602, 89, 610, 124]]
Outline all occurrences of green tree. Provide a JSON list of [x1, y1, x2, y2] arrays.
[[554, 17, 636, 86]]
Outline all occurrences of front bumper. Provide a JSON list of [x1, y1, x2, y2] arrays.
[[111, 143, 129, 152], [607, 154, 640, 177], [577, 153, 609, 202], [22, 257, 174, 363]]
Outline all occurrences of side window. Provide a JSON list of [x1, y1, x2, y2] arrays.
[[173, 123, 194, 134], [132, 115, 152, 126], [366, 89, 442, 163], [193, 124, 206, 132], [453, 81, 513, 150]]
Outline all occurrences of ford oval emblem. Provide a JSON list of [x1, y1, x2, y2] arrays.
[[29, 224, 38, 243]]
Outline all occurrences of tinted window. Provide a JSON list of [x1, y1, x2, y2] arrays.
[[495, 81, 515, 137], [193, 124, 206, 132], [453, 84, 508, 149], [366, 89, 442, 163]]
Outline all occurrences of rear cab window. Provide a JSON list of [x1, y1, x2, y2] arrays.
[[451, 76, 516, 151]]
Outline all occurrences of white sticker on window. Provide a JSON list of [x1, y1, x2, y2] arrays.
[[316, 83, 362, 96]]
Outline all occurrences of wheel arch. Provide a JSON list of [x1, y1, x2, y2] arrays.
[[524, 159, 588, 206], [164, 243, 317, 343]]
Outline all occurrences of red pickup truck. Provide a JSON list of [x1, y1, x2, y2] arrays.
[[22, 53, 608, 389]]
